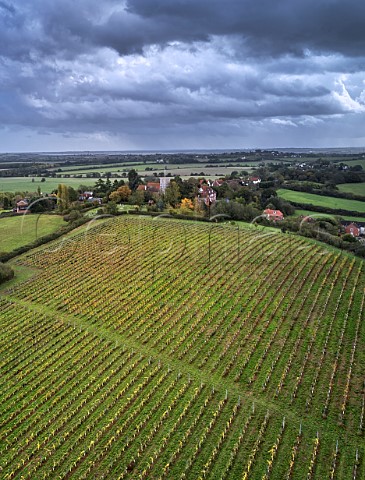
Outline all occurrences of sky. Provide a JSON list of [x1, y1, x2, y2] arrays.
[[0, 0, 365, 152]]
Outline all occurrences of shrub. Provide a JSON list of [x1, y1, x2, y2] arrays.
[[0, 262, 14, 284], [342, 233, 357, 243], [63, 209, 82, 222]]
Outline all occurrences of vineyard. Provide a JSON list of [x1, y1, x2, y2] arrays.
[[0, 215, 364, 479]]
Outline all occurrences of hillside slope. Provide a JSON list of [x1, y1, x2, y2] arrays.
[[0, 216, 364, 479]]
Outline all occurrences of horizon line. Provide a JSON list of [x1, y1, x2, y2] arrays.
[[1, 146, 365, 155]]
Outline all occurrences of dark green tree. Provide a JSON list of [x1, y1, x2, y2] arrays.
[[128, 169, 141, 191], [68, 186, 78, 203], [94, 179, 107, 195], [3, 196, 10, 209]]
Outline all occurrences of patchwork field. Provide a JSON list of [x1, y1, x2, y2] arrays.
[[0, 163, 252, 193], [54, 165, 252, 179], [278, 189, 365, 213], [0, 216, 364, 479]]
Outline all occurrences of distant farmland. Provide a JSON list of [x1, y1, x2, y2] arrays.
[[0, 164, 254, 193], [0, 217, 364, 478], [55, 165, 253, 179]]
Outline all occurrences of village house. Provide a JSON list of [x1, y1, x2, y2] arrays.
[[197, 182, 217, 206], [137, 177, 171, 194], [345, 222, 360, 237], [263, 208, 284, 221], [79, 191, 102, 204], [15, 199, 29, 213], [78, 191, 94, 201], [248, 176, 261, 185], [242, 176, 261, 186], [212, 179, 225, 188], [137, 182, 160, 193]]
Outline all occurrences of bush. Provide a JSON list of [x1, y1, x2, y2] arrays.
[[342, 233, 357, 243], [104, 202, 118, 215], [0, 262, 14, 284], [211, 200, 260, 222], [63, 209, 82, 222]]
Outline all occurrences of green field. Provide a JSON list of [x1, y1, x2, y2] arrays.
[[337, 182, 365, 196], [0, 177, 93, 194], [278, 188, 365, 213], [0, 214, 65, 252], [0, 217, 364, 478]]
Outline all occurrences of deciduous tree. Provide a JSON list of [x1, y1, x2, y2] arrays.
[[128, 169, 141, 191], [57, 183, 69, 211], [109, 185, 132, 203], [164, 181, 181, 208]]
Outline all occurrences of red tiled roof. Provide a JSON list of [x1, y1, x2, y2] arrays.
[[264, 209, 283, 216], [146, 182, 160, 189]]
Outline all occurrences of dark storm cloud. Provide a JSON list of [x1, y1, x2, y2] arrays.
[[32, 0, 361, 59], [0, 0, 364, 151], [119, 0, 365, 57], [3, 0, 365, 60]]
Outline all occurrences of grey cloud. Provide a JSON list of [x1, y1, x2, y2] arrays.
[[0, 1, 16, 15], [123, 0, 365, 57], [0, 0, 364, 151], [3, 0, 365, 62]]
